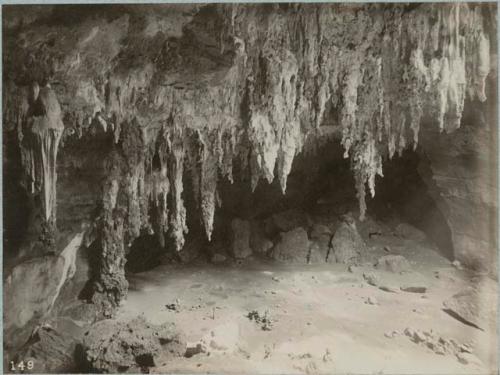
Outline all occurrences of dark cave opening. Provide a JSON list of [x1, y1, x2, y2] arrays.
[[125, 139, 455, 275]]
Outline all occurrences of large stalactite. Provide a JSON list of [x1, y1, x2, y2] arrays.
[[2, 3, 496, 310]]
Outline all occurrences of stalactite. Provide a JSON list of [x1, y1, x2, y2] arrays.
[[27, 85, 65, 228], [199, 131, 218, 240], [167, 125, 188, 252]]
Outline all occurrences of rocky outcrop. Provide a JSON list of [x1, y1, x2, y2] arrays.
[[2, 3, 496, 310], [329, 215, 366, 264], [4, 231, 81, 332], [81, 317, 186, 373], [13, 325, 78, 374]]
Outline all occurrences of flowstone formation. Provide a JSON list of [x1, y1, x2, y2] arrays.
[[5, 81, 65, 249], [3, 3, 496, 309]]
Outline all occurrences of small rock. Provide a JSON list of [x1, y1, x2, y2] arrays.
[[322, 348, 333, 362], [379, 285, 399, 293], [451, 260, 463, 270], [459, 344, 473, 353], [384, 330, 399, 338], [185, 342, 207, 358], [456, 352, 482, 366], [363, 272, 379, 287], [401, 286, 427, 293], [366, 296, 378, 305]]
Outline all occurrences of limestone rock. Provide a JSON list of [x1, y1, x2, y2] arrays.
[[4, 255, 68, 330], [443, 286, 497, 330], [81, 316, 186, 373], [329, 219, 366, 264], [270, 227, 310, 263], [375, 255, 411, 273], [230, 218, 252, 259], [14, 325, 78, 374]]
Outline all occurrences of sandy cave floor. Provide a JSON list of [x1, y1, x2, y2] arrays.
[[116, 237, 498, 375]]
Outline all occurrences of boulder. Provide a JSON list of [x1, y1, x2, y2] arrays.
[[375, 255, 411, 273], [4, 255, 67, 330], [14, 325, 78, 374], [394, 223, 427, 242], [230, 218, 252, 259], [328, 217, 366, 264], [270, 227, 310, 263], [443, 284, 497, 330], [250, 221, 274, 255], [81, 316, 186, 373]]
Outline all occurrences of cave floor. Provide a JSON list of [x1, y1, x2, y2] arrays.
[[117, 239, 498, 374]]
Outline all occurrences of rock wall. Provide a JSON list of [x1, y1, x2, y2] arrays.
[[2, 3, 497, 310], [419, 78, 498, 275]]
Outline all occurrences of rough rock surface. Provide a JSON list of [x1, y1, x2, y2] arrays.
[[329, 218, 366, 264], [270, 227, 310, 263], [4, 255, 68, 330], [443, 283, 497, 330], [81, 317, 186, 373], [230, 218, 252, 259], [14, 325, 78, 374]]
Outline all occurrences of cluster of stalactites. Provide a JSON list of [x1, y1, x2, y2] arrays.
[[337, 3, 491, 220], [8, 4, 492, 250]]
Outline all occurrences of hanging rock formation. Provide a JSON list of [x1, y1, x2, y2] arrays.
[[2, 3, 497, 309]]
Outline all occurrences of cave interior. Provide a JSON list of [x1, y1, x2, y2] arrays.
[[1, 3, 498, 374]]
